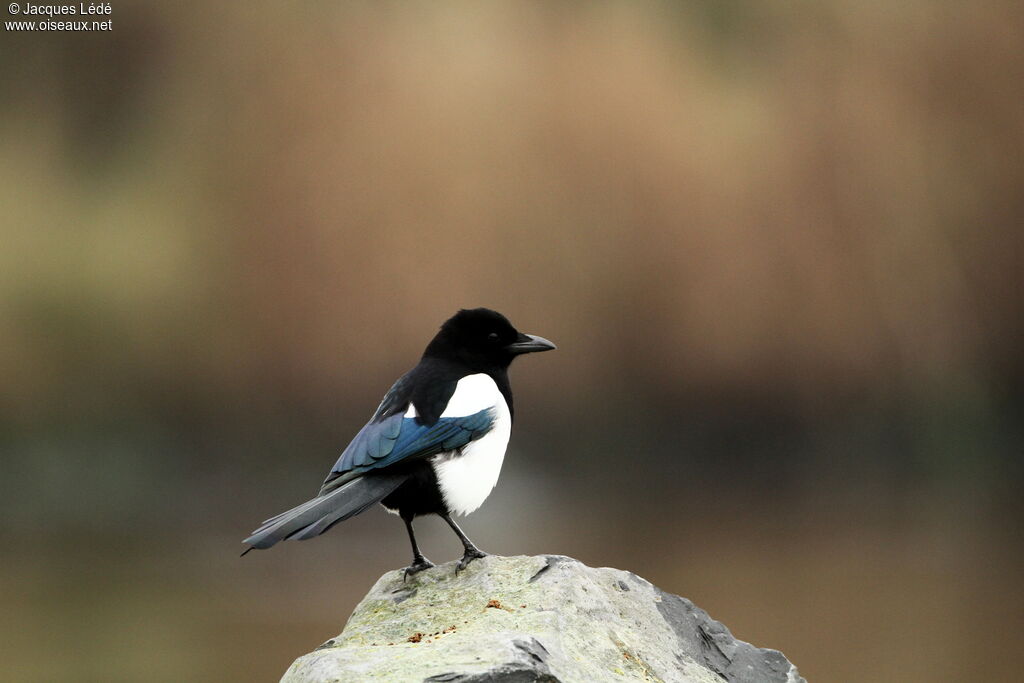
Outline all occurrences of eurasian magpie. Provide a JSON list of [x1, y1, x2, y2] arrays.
[[242, 308, 555, 576]]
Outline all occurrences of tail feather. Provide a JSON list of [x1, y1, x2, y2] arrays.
[[285, 494, 386, 541], [242, 473, 407, 552]]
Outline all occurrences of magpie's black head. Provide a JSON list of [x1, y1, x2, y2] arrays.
[[423, 308, 556, 370]]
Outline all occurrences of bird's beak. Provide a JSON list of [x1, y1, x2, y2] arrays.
[[506, 333, 557, 355]]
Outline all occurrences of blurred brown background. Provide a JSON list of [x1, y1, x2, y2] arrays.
[[2, 1, 1022, 681]]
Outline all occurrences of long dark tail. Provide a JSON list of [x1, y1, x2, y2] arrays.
[[241, 472, 407, 554]]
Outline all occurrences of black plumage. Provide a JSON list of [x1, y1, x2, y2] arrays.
[[242, 308, 555, 575]]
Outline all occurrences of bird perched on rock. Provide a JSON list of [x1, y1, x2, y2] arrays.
[[242, 308, 556, 576]]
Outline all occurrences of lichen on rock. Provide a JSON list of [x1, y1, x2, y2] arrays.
[[281, 555, 804, 683]]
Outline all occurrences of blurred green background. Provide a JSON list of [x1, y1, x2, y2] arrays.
[[2, 1, 1022, 681]]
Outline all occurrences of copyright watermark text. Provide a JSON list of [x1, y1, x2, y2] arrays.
[[6, 3, 113, 31]]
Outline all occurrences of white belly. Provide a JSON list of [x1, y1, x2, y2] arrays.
[[429, 374, 512, 516]]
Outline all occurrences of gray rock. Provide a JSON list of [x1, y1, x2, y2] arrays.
[[281, 555, 804, 683]]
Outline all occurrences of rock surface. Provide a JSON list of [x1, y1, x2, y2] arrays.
[[282, 555, 804, 683]]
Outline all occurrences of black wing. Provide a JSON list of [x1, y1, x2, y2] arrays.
[[319, 408, 495, 494]]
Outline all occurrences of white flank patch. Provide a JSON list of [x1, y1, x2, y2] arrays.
[[431, 373, 512, 516]]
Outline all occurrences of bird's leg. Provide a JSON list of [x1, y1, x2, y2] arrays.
[[402, 514, 434, 581], [441, 513, 487, 572]]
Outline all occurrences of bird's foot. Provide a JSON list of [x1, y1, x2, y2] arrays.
[[403, 557, 435, 582], [455, 548, 488, 573]]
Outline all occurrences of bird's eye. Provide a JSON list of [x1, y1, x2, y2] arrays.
[[487, 332, 499, 342]]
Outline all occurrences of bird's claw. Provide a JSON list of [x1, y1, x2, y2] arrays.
[[455, 548, 487, 573], [403, 557, 435, 582]]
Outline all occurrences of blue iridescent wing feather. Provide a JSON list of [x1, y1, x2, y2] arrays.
[[320, 408, 495, 493]]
